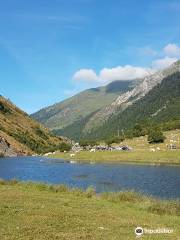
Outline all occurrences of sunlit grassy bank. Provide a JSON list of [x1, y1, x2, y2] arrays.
[[0, 180, 179, 240], [49, 130, 180, 165], [51, 150, 180, 165]]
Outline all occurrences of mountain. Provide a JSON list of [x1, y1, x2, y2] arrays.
[[32, 60, 180, 141], [0, 96, 68, 156], [32, 80, 137, 139], [85, 71, 180, 140]]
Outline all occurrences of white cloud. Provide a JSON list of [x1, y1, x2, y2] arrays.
[[164, 43, 180, 57], [73, 65, 153, 84], [99, 65, 153, 82], [152, 56, 177, 69], [73, 69, 98, 82], [72, 42, 180, 86]]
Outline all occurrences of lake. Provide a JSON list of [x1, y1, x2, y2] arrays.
[[0, 156, 179, 199]]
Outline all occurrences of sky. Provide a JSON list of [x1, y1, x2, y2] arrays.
[[0, 0, 180, 113]]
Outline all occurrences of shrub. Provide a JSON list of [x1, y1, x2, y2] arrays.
[[11, 130, 45, 153], [34, 127, 48, 140], [10, 130, 62, 154], [148, 128, 165, 143], [132, 123, 148, 137], [59, 142, 71, 152]]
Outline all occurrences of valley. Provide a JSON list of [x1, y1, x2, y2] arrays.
[[49, 129, 180, 165], [1, 2, 180, 239]]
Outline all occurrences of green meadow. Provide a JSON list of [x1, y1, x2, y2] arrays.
[[50, 130, 180, 165], [51, 149, 180, 165], [0, 180, 179, 240]]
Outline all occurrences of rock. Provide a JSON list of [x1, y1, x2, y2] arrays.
[[0, 137, 18, 157]]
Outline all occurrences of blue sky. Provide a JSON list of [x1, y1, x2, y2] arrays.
[[0, 0, 180, 113]]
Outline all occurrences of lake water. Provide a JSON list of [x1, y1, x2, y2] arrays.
[[0, 156, 179, 199]]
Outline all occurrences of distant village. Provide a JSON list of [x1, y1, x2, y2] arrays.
[[71, 143, 132, 152], [43, 142, 133, 157], [42, 135, 178, 158]]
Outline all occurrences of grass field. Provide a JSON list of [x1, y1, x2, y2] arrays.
[[51, 150, 180, 165], [0, 180, 179, 240], [49, 130, 180, 165]]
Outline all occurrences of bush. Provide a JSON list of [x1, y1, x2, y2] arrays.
[[34, 127, 48, 140], [148, 128, 165, 143], [10, 129, 63, 154], [59, 142, 71, 152], [11, 130, 45, 153], [133, 123, 147, 137]]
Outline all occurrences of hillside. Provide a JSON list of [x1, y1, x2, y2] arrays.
[[32, 61, 180, 141], [0, 96, 68, 156], [32, 80, 136, 136], [86, 71, 180, 140]]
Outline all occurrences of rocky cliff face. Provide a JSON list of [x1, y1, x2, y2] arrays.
[[114, 60, 180, 106], [86, 71, 180, 140], [0, 137, 18, 157], [83, 60, 180, 132], [75, 61, 180, 134]]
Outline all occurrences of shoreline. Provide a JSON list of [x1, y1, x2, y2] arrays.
[[1, 153, 180, 166], [48, 157, 180, 167], [48, 149, 180, 166], [0, 179, 180, 201]]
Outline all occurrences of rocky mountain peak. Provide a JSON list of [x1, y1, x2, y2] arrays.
[[114, 60, 180, 106]]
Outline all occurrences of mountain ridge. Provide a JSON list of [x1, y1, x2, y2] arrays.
[[84, 71, 180, 140], [32, 79, 137, 131], [32, 60, 180, 141]]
